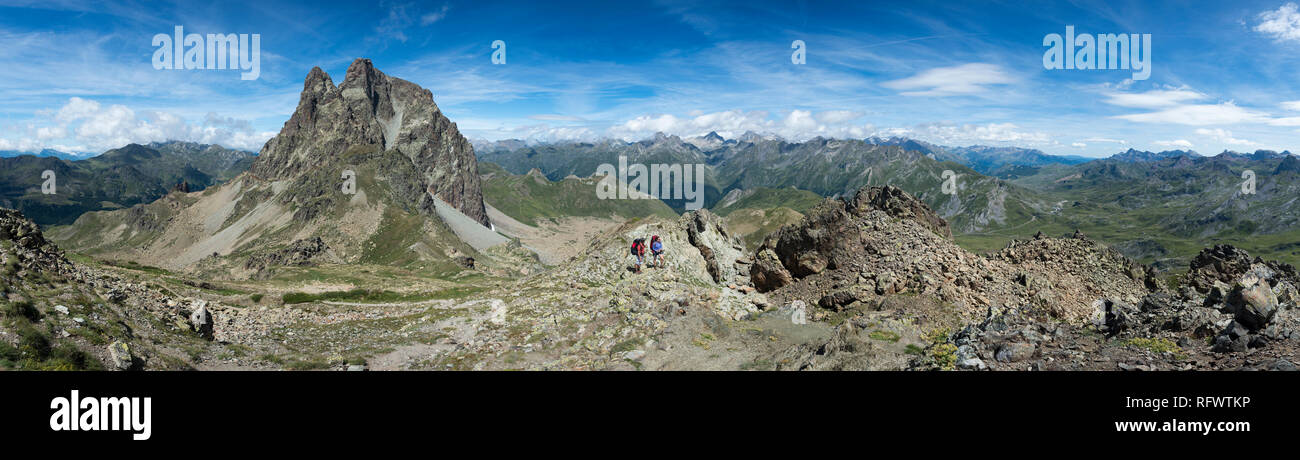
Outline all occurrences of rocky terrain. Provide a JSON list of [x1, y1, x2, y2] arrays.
[[6, 180, 1300, 371]]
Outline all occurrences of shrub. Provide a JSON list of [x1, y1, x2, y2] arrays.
[[2, 301, 41, 322]]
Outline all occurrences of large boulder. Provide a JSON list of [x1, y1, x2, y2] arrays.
[[1227, 276, 1278, 331]]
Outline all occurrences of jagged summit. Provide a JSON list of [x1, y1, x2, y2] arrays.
[[54, 59, 500, 274], [252, 58, 488, 226]]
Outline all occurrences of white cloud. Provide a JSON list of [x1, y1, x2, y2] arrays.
[[891, 122, 1053, 145], [1153, 139, 1194, 148], [1071, 142, 1087, 148], [1083, 137, 1128, 145], [814, 110, 863, 124], [1195, 128, 1259, 147], [1281, 100, 1300, 111], [1256, 2, 1300, 42], [3, 97, 275, 153], [1102, 88, 1205, 109], [605, 109, 875, 141], [1114, 102, 1271, 125], [880, 63, 1015, 97], [420, 4, 451, 25]]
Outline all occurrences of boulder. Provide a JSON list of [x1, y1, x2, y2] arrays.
[[190, 306, 214, 340], [108, 341, 136, 371], [994, 342, 1035, 363], [1228, 280, 1277, 331]]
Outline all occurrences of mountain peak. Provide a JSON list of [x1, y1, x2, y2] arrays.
[[251, 59, 489, 226]]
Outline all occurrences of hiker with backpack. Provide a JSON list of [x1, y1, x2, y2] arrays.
[[630, 237, 647, 273], [650, 235, 664, 268]]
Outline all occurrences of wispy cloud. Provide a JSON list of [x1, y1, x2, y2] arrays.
[[880, 63, 1015, 97], [1255, 2, 1300, 42], [1196, 128, 1258, 147], [1153, 139, 1194, 148], [420, 4, 451, 25]]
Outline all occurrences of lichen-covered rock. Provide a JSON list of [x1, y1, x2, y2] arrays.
[[108, 341, 136, 371]]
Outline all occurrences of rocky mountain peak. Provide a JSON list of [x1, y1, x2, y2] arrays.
[[250, 58, 489, 226]]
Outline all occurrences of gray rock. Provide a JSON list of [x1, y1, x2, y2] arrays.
[[622, 350, 646, 361], [1230, 281, 1278, 331], [190, 306, 214, 340], [108, 341, 135, 371], [994, 342, 1035, 363]]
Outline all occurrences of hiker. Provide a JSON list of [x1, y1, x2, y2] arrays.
[[630, 237, 647, 273], [650, 235, 664, 268]]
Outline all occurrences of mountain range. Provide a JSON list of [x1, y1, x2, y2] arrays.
[[0, 141, 254, 226], [3, 59, 1299, 373]]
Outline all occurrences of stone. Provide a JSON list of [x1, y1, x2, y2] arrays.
[[994, 342, 1035, 363], [190, 306, 214, 340], [108, 341, 136, 371], [1229, 281, 1277, 331]]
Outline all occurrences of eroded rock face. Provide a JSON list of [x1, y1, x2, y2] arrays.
[[751, 185, 953, 293], [683, 209, 744, 284], [244, 237, 332, 279], [250, 58, 489, 226]]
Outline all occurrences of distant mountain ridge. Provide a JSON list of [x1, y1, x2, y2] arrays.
[[0, 141, 255, 226]]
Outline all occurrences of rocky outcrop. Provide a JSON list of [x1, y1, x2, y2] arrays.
[[749, 185, 1152, 323], [751, 186, 951, 292], [683, 209, 744, 284], [244, 237, 331, 278], [849, 185, 951, 238], [250, 58, 489, 227]]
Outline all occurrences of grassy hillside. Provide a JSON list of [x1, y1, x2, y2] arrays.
[[479, 162, 678, 227], [712, 187, 823, 217]]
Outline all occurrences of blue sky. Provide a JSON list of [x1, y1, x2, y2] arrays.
[[2, 0, 1300, 157]]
